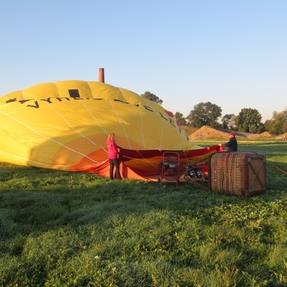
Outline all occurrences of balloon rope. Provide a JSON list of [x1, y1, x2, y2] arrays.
[[0, 110, 100, 164], [71, 83, 111, 152], [108, 89, 132, 149], [41, 100, 99, 148], [159, 110, 164, 151], [137, 103, 156, 168]]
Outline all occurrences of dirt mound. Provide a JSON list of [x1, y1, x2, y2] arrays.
[[181, 126, 198, 136], [248, 131, 273, 139], [276, 132, 287, 140], [189, 125, 231, 140], [259, 131, 273, 138]]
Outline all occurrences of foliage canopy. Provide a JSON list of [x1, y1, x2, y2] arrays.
[[265, 109, 287, 135], [175, 112, 187, 126], [141, 91, 163, 104], [187, 102, 222, 128], [236, 108, 264, 133]]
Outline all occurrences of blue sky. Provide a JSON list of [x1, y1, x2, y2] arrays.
[[0, 0, 286, 120]]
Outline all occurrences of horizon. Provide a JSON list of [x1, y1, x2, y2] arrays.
[[1, 0, 286, 121]]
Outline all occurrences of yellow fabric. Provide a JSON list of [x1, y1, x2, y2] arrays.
[[0, 80, 197, 170]]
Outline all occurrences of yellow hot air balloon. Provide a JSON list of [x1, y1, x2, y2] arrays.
[[0, 80, 219, 180]]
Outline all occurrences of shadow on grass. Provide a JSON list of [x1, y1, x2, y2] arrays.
[[0, 159, 286, 245], [1, 139, 287, 286], [0, 162, 287, 287]]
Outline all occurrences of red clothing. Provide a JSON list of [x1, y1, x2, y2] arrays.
[[106, 137, 118, 160]]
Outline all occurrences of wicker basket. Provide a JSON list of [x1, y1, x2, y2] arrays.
[[209, 152, 266, 196]]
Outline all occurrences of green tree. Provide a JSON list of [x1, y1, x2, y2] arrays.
[[236, 108, 263, 133], [187, 102, 222, 128], [264, 119, 272, 132], [222, 114, 237, 130], [141, 91, 163, 104], [265, 109, 287, 135], [174, 112, 187, 126]]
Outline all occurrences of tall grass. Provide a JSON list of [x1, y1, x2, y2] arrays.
[[0, 142, 287, 286]]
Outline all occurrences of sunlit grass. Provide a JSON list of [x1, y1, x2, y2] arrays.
[[0, 142, 287, 286]]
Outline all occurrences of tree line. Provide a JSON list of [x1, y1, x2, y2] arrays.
[[141, 91, 287, 135]]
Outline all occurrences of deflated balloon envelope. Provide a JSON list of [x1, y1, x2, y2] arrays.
[[0, 80, 196, 179]]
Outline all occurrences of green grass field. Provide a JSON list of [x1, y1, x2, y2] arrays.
[[0, 142, 287, 286]]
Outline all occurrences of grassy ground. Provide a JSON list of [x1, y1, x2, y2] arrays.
[[0, 142, 286, 286]]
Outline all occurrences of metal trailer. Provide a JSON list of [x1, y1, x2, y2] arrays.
[[159, 151, 180, 185]]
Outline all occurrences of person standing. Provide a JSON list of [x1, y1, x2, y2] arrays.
[[106, 133, 122, 179]]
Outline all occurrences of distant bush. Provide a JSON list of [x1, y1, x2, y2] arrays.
[[265, 109, 287, 135]]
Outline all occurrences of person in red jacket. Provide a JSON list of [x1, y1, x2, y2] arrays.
[[106, 133, 122, 179]]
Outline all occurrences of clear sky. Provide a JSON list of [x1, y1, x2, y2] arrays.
[[0, 0, 286, 121]]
